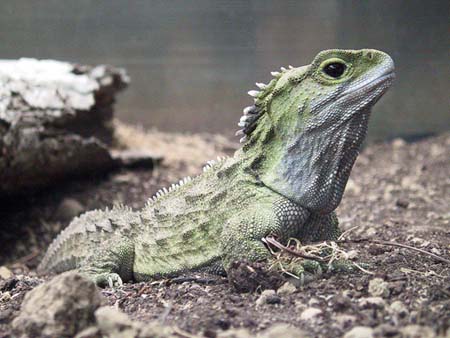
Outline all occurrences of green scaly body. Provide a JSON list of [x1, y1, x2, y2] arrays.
[[39, 49, 395, 286]]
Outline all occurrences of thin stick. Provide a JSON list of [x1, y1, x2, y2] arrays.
[[338, 238, 450, 265], [262, 237, 327, 262]]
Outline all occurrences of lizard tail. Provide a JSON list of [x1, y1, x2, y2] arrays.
[[38, 206, 135, 274]]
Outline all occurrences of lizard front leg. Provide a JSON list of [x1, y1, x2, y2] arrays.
[[78, 238, 135, 287], [220, 200, 347, 283], [221, 208, 278, 270], [220, 200, 310, 273]]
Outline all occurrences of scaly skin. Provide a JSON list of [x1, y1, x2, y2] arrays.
[[39, 49, 395, 287]]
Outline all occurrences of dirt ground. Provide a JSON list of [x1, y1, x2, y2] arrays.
[[0, 125, 449, 338]]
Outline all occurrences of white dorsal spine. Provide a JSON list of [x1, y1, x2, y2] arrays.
[[255, 82, 267, 89], [146, 156, 228, 206], [248, 90, 260, 97]]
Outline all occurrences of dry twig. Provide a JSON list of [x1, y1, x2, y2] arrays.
[[337, 238, 450, 265], [262, 237, 327, 262]]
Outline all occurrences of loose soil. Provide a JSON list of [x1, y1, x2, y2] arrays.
[[0, 125, 449, 338]]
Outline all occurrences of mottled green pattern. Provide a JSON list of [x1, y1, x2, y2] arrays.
[[39, 49, 394, 286]]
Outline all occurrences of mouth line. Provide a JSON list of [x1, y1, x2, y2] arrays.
[[340, 69, 395, 99], [377, 70, 396, 82]]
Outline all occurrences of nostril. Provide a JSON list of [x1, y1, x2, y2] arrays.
[[367, 51, 374, 60]]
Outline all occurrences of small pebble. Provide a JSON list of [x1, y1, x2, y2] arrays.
[[0, 266, 13, 280], [277, 282, 296, 296], [308, 297, 321, 307], [300, 307, 322, 321], [395, 199, 409, 208], [256, 290, 280, 307], [0, 291, 11, 302], [368, 277, 390, 298], [430, 248, 442, 255], [389, 300, 408, 318], [258, 323, 307, 338], [359, 297, 386, 309], [400, 325, 436, 338]]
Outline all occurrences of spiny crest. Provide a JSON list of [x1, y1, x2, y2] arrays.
[[110, 203, 133, 212], [147, 176, 192, 205], [202, 155, 227, 172], [145, 155, 228, 207], [236, 65, 295, 143]]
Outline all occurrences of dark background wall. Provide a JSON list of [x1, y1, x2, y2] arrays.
[[1, 0, 448, 141]]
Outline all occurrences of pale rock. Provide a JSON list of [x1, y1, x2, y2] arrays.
[[343, 326, 374, 338], [359, 297, 386, 309], [365, 227, 377, 236], [258, 323, 307, 338], [74, 326, 101, 338], [389, 300, 408, 318], [430, 247, 442, 255], [368, 278, 389, 298], [277, 282, 297, 296], [308, 297, 321, 307], [346, 250, 359, 260], [219, 324, 307, 338], [94, 306, 138, 338], [11, 272, 102, 338], [256, 289, 279, 307], [0, 266, 13, 279], [0, 291, 11, 302], [400, 325, 436, 338], [93, 306, 177, 338], [300, 307, 322, 321], [218, 328, 253, 338], [342, 290, 354, 298]]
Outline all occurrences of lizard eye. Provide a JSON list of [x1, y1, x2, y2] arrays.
[[323, 62, 346, 78]]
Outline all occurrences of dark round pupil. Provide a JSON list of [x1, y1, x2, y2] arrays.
[[323, 62, 346, 78]]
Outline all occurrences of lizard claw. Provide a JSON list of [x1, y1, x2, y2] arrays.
[[106, 274, 123, 288], [273, 258, 324, 286], [92, 273, 123, 288]]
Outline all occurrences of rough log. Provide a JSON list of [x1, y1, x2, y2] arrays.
[[0, 58, 129, 196]]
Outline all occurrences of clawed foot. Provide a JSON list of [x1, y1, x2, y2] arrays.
[[264, 237, 369, 285], [93, 273, 124, 288], [272, 258, 367, 285], [274, 258, 324, 285]]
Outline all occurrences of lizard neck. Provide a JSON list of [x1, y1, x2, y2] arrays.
[[237, 108, 370, 214]]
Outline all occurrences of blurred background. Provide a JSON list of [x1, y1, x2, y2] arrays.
[[0, 0, 448, 141]]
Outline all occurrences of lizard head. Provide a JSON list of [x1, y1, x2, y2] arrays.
[[238, 49, 395, 213]]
